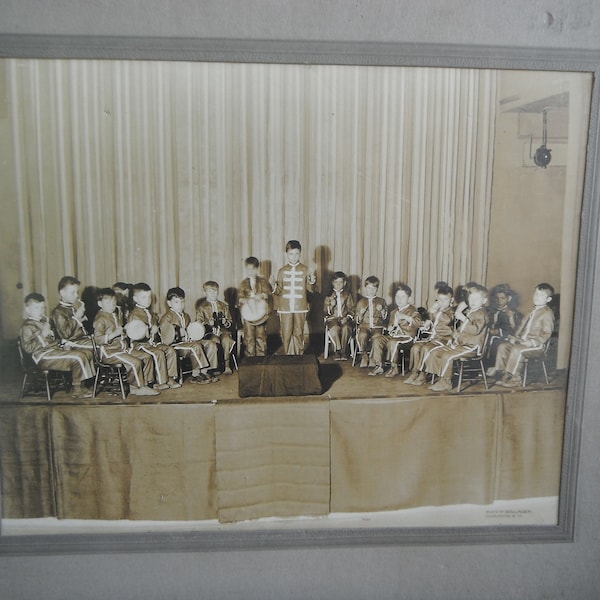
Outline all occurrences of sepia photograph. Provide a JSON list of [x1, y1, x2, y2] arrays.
[[0, 46, 596, 552]]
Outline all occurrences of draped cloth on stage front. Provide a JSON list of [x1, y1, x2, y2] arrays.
[[0, 390, 565, 522], [215, 400, 330, 523], [51, 405, 217, 520], [330, 395, 499, 511], [0, 406, 55, 518]]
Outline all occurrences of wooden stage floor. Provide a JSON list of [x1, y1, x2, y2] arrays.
[[0, 351, 568, 406]]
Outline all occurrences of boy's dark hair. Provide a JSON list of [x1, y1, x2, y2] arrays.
[[493, 283, 513, 296], [58, 276, 80, 292], [113, 282, 132, 294], [96, 287, 116, 301], [24, 292, 45, 305], [132, 282, 152, 294], [203, 280, 219, 290], [244, 256, 260, 268], [396, 283, 412, 297], [437, 284, 454, 297], [285, 240, 302, 252], [364, 275, 380, 287], [331, 271, 347, 282], [536, 282, 555, 297], [167, 287, 186, 301], [434, 280, 449, 292]]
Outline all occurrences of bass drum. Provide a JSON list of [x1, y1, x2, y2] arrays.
[[240, 297, 270, 326], [187, 321, 206, 341], [125, 319, 148, 341]]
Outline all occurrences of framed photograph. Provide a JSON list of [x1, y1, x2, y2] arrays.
[[0, 36, 598, 554]]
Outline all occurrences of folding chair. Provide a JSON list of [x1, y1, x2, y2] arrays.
[[17, 339, 72, 401], [324, 323, 355, 359]]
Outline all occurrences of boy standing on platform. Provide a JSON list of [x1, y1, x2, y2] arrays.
[[129, 282, 181, 390], [21, 293, 95, 399], [270, 240, 316, 355], [50, 275, 94, 353], [237, 257, 273, 357], [323, 271, 355, 360], [354, 276, 388, 368], [196, 281, 235, 375], [159, 287, 217, 384], [93, 288, 158, 396], [491, 283, 555, 388]]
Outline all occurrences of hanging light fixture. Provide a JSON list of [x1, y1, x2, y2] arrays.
[[533, 109, 552, 168]]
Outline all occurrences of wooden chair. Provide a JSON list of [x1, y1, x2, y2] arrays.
[[384, 337, 413, 376], [454, 331, 490, 393], [91, 339, 129, 400], [522, 339, 552, 387], [17, 339, 71, 401]]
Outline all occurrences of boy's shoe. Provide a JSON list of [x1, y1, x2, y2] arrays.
[[496, 374, 513, 387], [486, 367, 498, 377], [155, 383, 170, 390], [407, 372, 427, 386], [223, 367, 233, 375], [385, 365, 399, 378], [72, 386, 93, 399], [429, 378, 453, 392], [334, 351, 344, 361], [168, 378, 182, 389], [501, 375, 522, 388], [404, 371, 417, 384], [190, 375, 212, 385], [130, 385, 160, 396], [369, 365, 385, 376], [359, 356, 369, 368]]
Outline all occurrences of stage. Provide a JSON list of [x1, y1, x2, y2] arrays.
[[0, 355, 567, 525]]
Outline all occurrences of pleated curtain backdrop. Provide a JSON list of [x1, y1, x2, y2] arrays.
[[6, 59, 497, 309]]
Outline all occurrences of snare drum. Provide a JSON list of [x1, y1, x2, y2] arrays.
[[187, 321, 206, 341], [240, 297, 270, 326]]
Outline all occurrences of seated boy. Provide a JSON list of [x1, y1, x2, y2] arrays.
[[485, 284, 522, 372], [370, 283, 422, 377], [20, 293, 95, 399], [50, 275, 94, 354], [354, 276, 388, 368], [159, 287, 217, 384], [421, 284, 489, 392], [196, 281, 235, 375], [405, 284, 455, 385], [491, 283, 555, 387], [128, 282, 181, 390], [237, 257, 273, 357], [323, 271, 355, 360], [93, 288, 159, 396]]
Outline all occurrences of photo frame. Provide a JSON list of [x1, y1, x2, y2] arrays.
[[0, 35, 599, 555]]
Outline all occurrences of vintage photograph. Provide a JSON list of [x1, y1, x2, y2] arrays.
[[0, 57, 593, 542]]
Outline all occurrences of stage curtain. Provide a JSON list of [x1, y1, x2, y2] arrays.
[[3, 59, 496, 310]]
